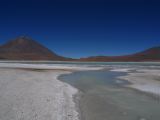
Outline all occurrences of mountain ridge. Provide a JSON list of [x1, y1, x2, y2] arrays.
[[0, 36, 160, 62], [79, 46, 160, 62]]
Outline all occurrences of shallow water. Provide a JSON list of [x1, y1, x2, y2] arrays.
[[59, 70, 160, 120]]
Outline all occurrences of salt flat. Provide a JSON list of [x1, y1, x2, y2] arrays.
[[0, 63, 103, 71], [0, 62, 160, 120], [0, 63, 102, 120], [114, 68, 160, 96], [0, 68, 79, 120]]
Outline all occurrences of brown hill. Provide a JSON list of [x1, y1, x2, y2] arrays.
[[79, 46, 160, 62], [0, 36, 71, 60]]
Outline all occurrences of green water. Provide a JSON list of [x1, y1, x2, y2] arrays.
[[59, 70, 160, 120]]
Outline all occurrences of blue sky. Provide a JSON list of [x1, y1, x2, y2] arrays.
[[0, 0, 160, 58]]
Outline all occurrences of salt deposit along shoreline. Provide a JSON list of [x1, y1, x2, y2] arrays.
[[1, 62, 160, 120], [112, 68, 160, 97], [0, 68, 80, 120], [0, 63, 103, 120]]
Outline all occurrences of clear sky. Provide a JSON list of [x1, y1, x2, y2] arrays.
[[0, 0, 160, 58]]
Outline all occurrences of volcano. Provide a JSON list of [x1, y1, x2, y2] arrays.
[[0, 36, 71, 61]]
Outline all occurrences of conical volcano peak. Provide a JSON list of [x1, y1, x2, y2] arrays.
[[1, 36, 41, 49], [11, 36, 36, 44], [0, 36, 70, 60]]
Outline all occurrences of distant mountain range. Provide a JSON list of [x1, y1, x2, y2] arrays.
[[79, 46, 160, 62], [0, 36, 160, 62]]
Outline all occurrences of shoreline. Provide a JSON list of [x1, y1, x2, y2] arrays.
[[72, 90, 83, 120], [56, 71, 83, 120], [57, 67, 160, 120], [0, 63, 103, 120], [1, 62, 160, 119], [112, 68, 160, 97], [0, 68, 80, 120]]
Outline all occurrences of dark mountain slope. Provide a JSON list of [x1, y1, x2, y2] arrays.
[[0, 36, 71, 60]]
